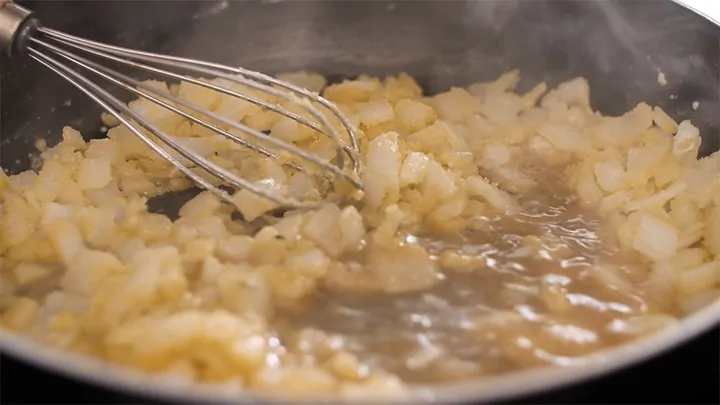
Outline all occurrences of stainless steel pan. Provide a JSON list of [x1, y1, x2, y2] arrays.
[[1, 1, 718, 403]]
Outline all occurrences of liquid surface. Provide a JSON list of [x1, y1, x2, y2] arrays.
[[277, 167, 660, 383]]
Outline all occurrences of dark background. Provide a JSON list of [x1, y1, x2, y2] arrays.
[[2, 326, 718, 404]]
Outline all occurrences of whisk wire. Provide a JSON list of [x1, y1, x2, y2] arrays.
[[33, 37, 299, 168], [27, 45, 331, 209], [38, 27, 362, 173], [39, 30, 352, 168], [27, 48, 243, 206], [22, 26, 367, 210], [32, 35, 361, 190]]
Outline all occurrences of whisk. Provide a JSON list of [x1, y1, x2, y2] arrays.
[[0, 1, 363, 209]]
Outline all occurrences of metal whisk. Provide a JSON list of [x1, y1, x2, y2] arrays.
[[0, 1, 363, 209]]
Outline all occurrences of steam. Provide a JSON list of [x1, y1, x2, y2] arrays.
[[192, 0, 229, 20], [465, 0, 520, 33], [459, 0, 717, 157]]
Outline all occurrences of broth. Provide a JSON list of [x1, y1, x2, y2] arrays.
[[277, 165, 664, 383]]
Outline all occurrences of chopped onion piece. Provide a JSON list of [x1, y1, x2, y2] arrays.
[[632, 214, 679, 261]]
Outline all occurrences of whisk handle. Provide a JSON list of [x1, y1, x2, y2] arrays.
[[0, 0, 38, 57]]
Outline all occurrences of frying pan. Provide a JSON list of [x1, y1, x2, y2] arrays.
[[1, 1, 719, 403]]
